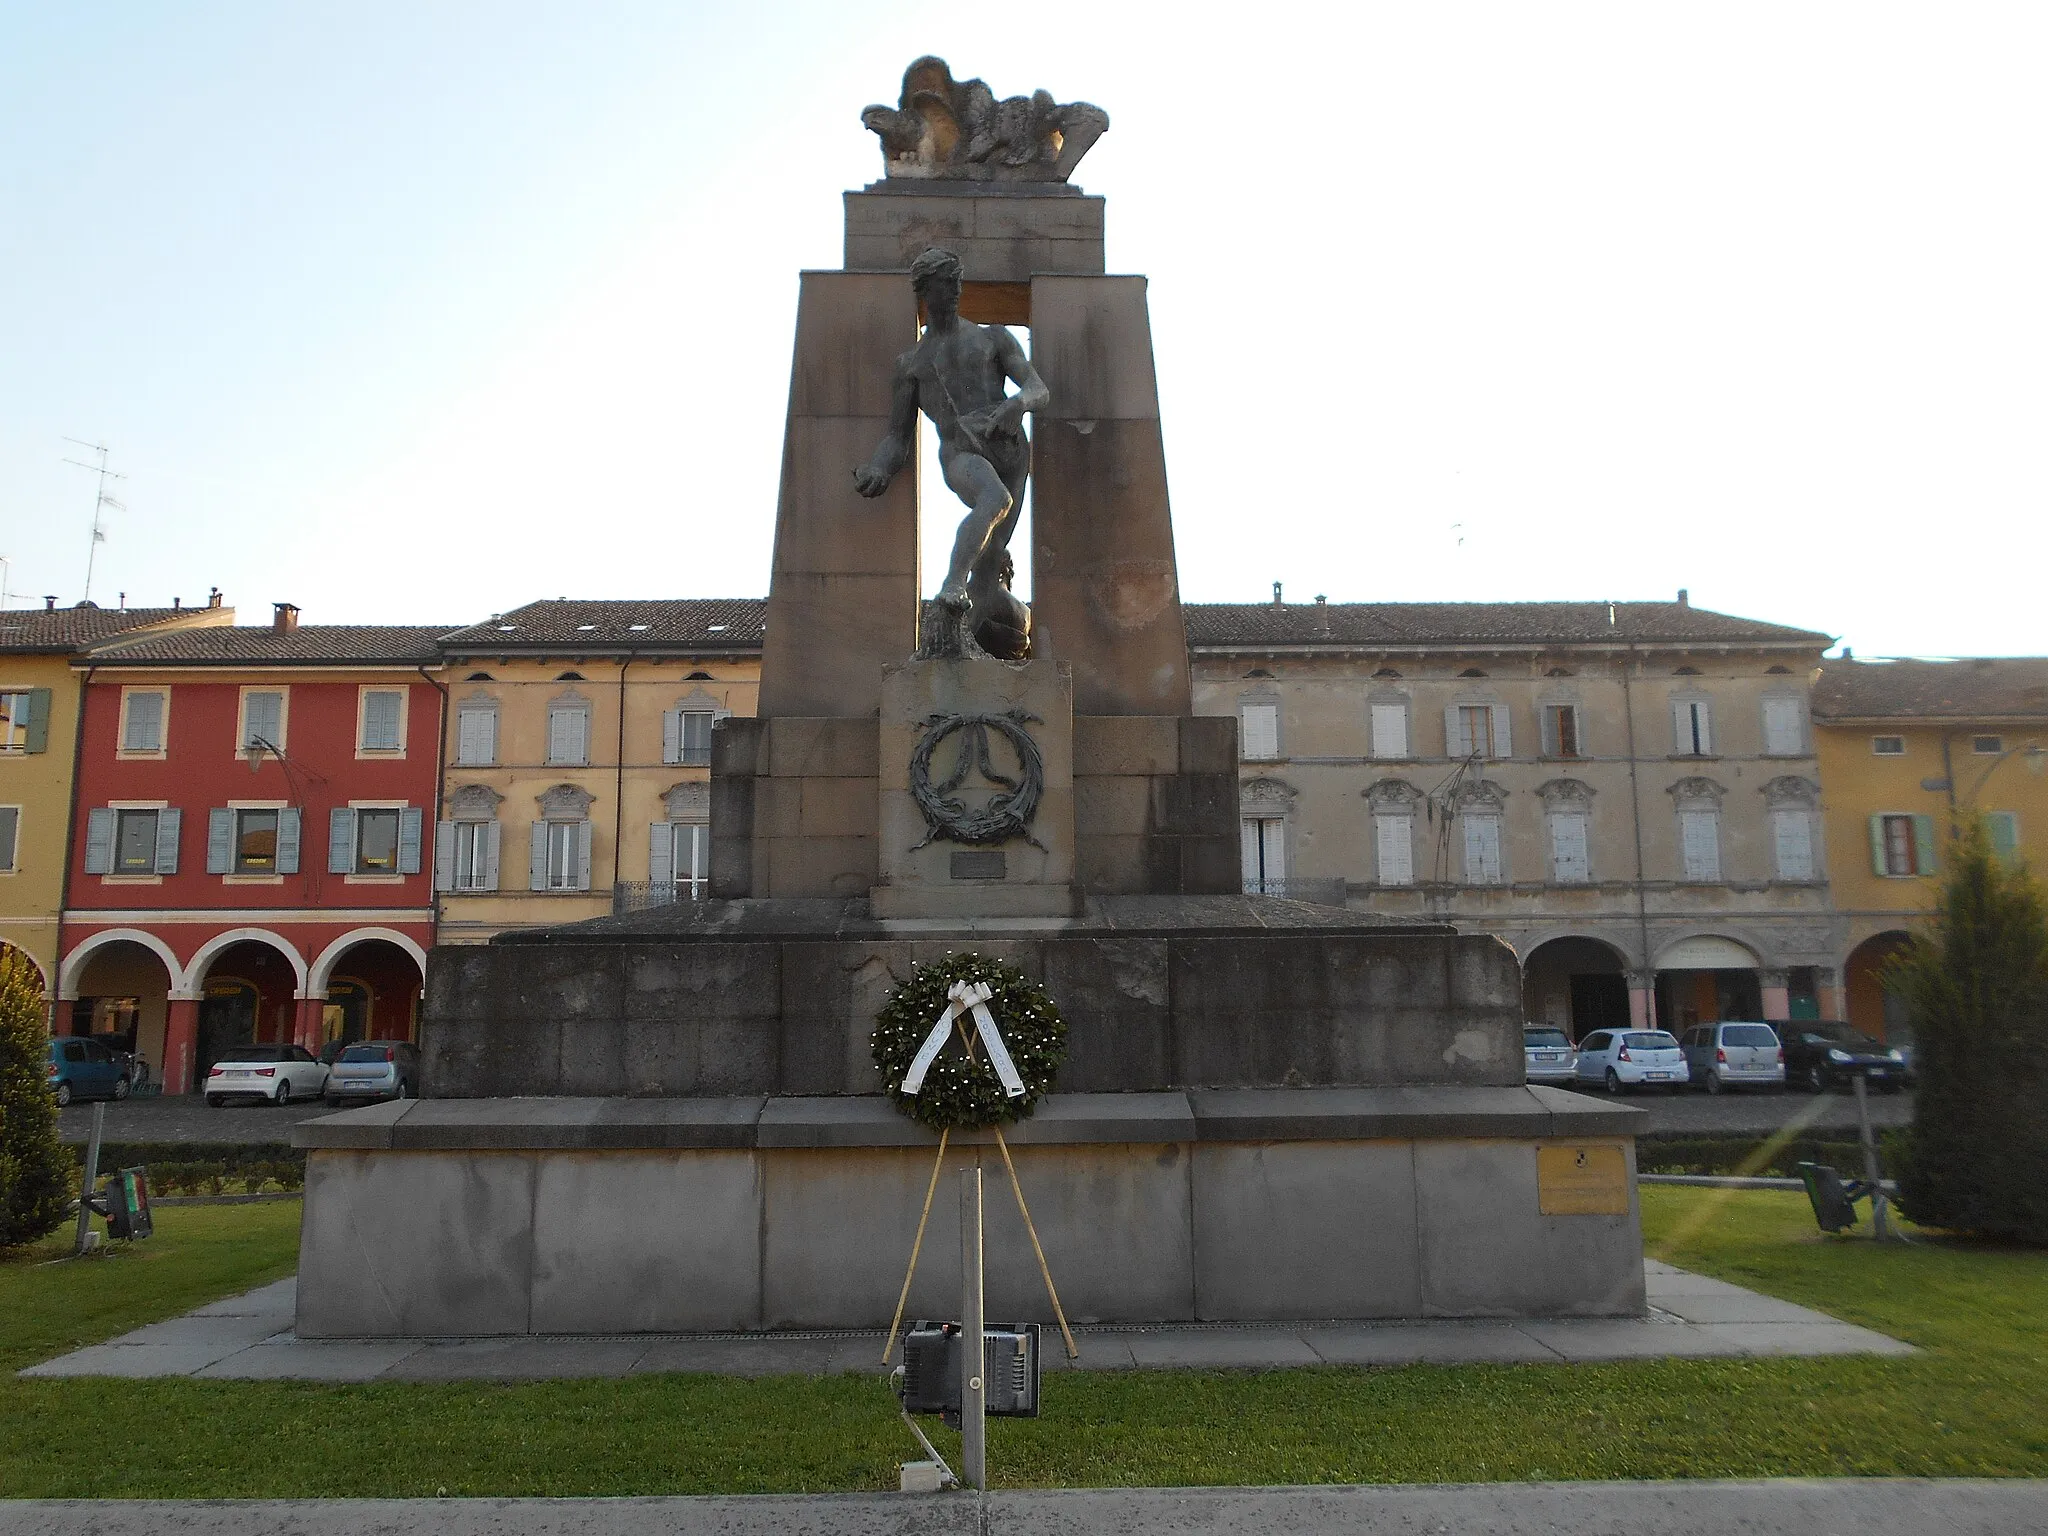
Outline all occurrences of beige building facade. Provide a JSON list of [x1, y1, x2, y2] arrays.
[[1189, 596, 1841, 1038], [432, 601, 763, 943]]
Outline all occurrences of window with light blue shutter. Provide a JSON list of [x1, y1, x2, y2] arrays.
[[1912, 814, 1939, 876], [1988, 811, 2020, 863], [276, 808, 302, 874], [243, 690, 283, 752], [398, 807, 424, 874], [83, 808, 115, 873], [329, 807, 357, 873], [0, 806, 16, 872], [23, 688, 52, 753], [153, 808, 181, 874], [121, 690, 165, 752], [207, 809, 235, 874], [360, 690, 404, 751]]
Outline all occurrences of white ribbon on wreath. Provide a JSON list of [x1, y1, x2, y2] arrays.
[[899, 979, 1027, 1099]]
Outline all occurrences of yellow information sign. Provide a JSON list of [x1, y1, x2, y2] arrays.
[[1536, 1142, 1631, 1215]]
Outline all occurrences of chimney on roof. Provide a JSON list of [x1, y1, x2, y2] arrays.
[[172, 596, 181, 610], [208, 587, 223, 609], [1272, 581, 1283, 607], [272, 602, 301, 635], [1315, 594, 1327, 606], [43, 595, 56, 610], [1677, 588, 1689, 606], [1842, 646, 1854, 660]]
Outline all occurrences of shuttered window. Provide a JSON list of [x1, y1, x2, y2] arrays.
[[663, 708, 717, 766], [0, 806, 18, 871], [1680, 809, 1721, 881], [1541, 704, 1581, 758], [241, 690, 284, 753], [120, 690, 166, 752], [360, 690, 405, 751], [1549, 812, 1591, 883], [535, 820, 591, 890], [1375, 813, 1414, 886], [0, 690, 51, 753], [1772, 809, 1815, 880], [1988, 811, 2020, 863], [437, 820, 501, 892], [1446, 704, 1510, 759], [1871, 813, 1937, 876], [1239, 703, 1279, 761], [1369, 702, 1409, 760], [1462, 815, 1503, 884], [654, 822, 710, 898], [1240, 817, 1285, 893], [456, 705, 497, 765], [1673, 698, 1713, 756], [1761, 696, 1804, 756], [547, 704, 590, 766]]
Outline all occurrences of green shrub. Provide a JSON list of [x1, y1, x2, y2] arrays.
[[0, 950, 71, 1249], [1888, 816, 2048, 1243], [1637, 1134, 1869, 1179]]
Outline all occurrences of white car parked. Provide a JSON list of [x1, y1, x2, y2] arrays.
[[204, 1044, 330, 1106], [1522, 1026, 1578, 1085], [1573, 1028, 1689, 1094]]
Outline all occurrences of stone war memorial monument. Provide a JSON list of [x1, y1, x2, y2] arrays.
[[294, 57, 1649, 1340]]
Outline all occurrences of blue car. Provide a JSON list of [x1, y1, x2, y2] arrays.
[[48, 1036, 130, 1106]]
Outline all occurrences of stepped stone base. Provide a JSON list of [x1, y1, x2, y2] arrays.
[[293, 1088, 1649, 1338]]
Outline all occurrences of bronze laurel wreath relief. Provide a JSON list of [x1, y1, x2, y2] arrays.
[[908, 710, 1045, 849]]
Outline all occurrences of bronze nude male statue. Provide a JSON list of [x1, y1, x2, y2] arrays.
[[853, 247, 1048, 659]]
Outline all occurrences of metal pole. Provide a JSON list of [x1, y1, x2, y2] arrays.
[[1854, 1073, 1890, 1240], [959, 1165, 986, 1492], [73, 1099, 106, 1255]]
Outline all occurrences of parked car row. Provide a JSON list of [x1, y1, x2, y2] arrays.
[[30, 1037, 423, 1109], [201, 1040, 421, 1105], [1522, 1019, 1910, 1095]]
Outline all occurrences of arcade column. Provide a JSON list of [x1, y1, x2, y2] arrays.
[[162, 996, 200, 1095]]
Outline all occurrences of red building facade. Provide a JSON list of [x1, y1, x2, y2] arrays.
[[59, 614, 451, 1093]]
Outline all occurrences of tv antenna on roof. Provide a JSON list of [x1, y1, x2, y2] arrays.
[[61, 439, 126, 603]]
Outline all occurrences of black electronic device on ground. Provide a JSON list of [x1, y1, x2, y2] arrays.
[[898, 1320, 1040, 1425], [90, 1167, 154, 1241]]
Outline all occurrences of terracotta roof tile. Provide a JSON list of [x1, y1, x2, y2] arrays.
[[440, 599, 767, 652], [0, 605, 214, 653], [1183, 600, 1831, 649], [83, 625, 459, 665], [1812, 658, 2048, 722]]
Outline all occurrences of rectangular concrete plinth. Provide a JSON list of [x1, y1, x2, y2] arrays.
[[293, 1088, 1647, 1338]]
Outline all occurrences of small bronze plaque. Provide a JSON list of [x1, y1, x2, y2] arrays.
[[950, 850, 1007, 881], [1536, 1143, 1630, 1215]]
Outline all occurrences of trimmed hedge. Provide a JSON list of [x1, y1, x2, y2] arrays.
[[65, 1143, 306, 1198], [1636, 1131, 1908, 1181]]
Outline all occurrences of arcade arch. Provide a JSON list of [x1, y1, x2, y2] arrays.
[[1519, 936, 1629, 1041]]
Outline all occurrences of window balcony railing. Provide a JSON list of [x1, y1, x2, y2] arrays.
[[611, 879, 710, 916], [1241, 876, 1350, 907]]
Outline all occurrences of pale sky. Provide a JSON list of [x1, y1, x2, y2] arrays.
[[3, 4, 2043, 656]]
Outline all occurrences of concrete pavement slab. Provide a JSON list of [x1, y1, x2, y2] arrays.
[[1692, 1321, 1917, 1357], [382, 1339, 651, 1382], [17, 1342, 254, 1378], [1045, 1334, 1138, 1369], [1122, 1330, 1322, 1369], [122, 1315, 294, 1349], [188, 1279, 297, 1318], [195, 1339, 424, 1381], [1652, 1290, 1839, 1324], [4, 1481, 2045, 1536], [1517, 1318, 1749, 1361], [1300, 1322, 1562, 1366], [629, 1336, 855, 1377]]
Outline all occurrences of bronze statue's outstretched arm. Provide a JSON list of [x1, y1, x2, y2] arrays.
[[852, 357, 920, 497]]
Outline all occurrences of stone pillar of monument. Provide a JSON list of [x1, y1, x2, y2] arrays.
[[719, 135, 1236, 903]]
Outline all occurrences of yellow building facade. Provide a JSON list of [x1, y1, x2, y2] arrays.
[[433, 601, 763, 943], [1813, 657, 2048, 1044], [0, 602, 232, 1000]]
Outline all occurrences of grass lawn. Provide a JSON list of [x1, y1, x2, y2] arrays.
[[1, 1187, 2043, 1497]]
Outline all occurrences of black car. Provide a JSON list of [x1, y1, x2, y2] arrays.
[[1779, 1020, 1907, 1093]]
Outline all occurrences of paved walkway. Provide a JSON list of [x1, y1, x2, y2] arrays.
[[3, 1481, 2043, 1535], [19, 1260, 1909, 1382]]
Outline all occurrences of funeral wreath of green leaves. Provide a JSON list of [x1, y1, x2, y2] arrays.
[[872, 951, 1067, 1131]]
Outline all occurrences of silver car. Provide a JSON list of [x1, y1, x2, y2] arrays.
[[323, 1040, 421, 1105], [1680, 1021, 1785, 1094], [1522, 1025, 1578, 1085]]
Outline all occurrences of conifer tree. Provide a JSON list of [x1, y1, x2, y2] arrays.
[[1888, 816, 2048, 1243], [0, 949, 71, 1249]]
